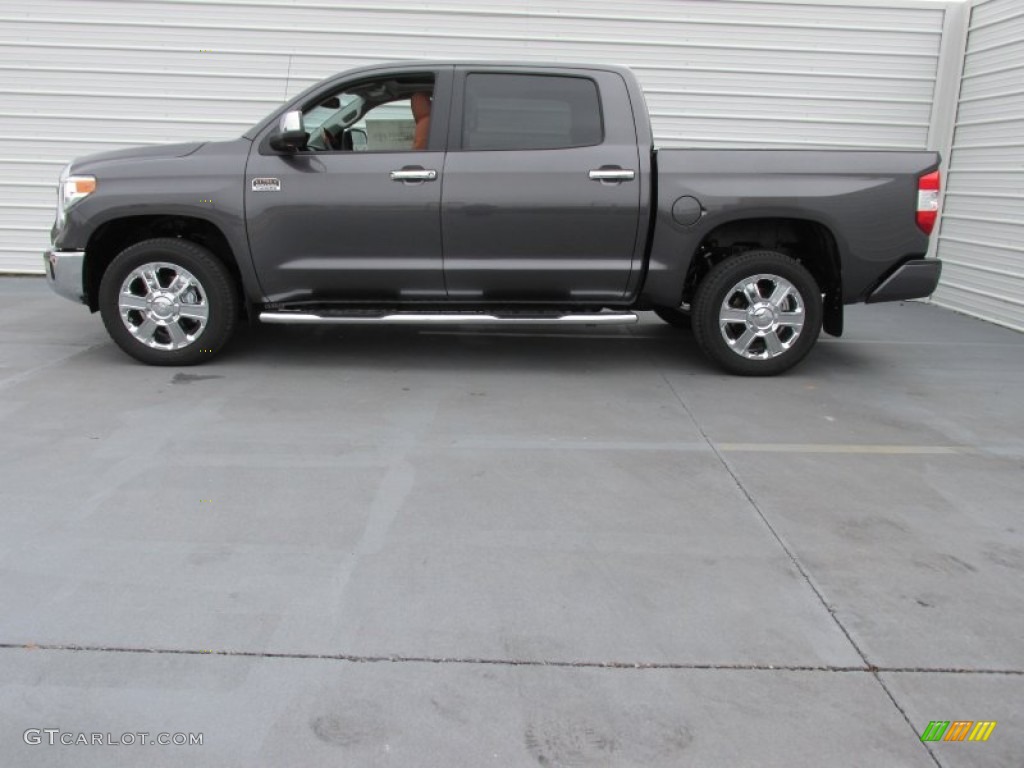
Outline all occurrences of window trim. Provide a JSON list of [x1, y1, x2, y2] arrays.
[[449, 70, 606, 153]]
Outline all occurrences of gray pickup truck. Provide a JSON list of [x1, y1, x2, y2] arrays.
[[45, 62, 942, 375]]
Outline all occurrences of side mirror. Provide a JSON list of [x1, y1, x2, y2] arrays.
[[268, 110, 308, 152]]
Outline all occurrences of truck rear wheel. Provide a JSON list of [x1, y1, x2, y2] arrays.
[[692, 250, 822, 376], [99, 238, 237, 365]]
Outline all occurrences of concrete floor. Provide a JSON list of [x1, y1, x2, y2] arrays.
[[0, 275, 1022, 767]]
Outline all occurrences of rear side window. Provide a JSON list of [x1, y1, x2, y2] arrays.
[[462, 74, 603, 151]]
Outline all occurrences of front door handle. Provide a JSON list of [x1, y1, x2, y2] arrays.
[[390, 168, 438, 182], [589, 168, 635, 182]]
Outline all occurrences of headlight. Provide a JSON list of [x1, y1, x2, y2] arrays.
[[55, 165, 96, 228]]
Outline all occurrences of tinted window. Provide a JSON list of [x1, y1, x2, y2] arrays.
[[462, 74, 603, 151]]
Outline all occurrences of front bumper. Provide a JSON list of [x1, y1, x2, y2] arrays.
[[866, 259, 942, 303], [44, 249, 86, 304]]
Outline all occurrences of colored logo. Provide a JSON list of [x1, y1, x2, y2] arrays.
[[920, 721, 996, 742]]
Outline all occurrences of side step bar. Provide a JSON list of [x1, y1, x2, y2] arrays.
[[259, 311, 638, 326]]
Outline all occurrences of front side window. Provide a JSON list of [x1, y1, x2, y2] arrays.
[[302, 74, 435, 152], [462, 74, 603, 151]]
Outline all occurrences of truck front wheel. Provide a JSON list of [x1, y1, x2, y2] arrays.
[[98, 238, 238, 365], [692, 250, 822, 376]]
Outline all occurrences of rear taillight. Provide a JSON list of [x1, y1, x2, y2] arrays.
[[917, 170, 940, 235]]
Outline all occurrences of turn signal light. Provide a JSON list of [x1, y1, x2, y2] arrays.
[[917, 171, 940, 235], [67, 178, 96, 195], [62, 176, 96, 206]]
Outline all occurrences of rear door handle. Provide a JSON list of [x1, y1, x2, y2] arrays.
[[589, 168, 635, 182], [390, 168, 438, 182]]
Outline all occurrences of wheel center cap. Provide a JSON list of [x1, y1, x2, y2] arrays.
[[749, 305, 776, 330], [151, 295, 175, 320]]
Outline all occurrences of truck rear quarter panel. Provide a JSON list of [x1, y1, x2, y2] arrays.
[[644, 150, 940, 307]]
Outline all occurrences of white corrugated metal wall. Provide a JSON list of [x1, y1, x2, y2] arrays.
[[1, 0, 951, 275], [932, 0, 1024, 332]]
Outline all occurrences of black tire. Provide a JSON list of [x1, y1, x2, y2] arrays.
[[691, 250, 822, 376], [654, 306, 691, 329], [99, 238, 238, 366]]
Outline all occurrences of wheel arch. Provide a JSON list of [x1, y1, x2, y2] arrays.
[[83, 215, 243, 313], [682, 217, 844, 337]]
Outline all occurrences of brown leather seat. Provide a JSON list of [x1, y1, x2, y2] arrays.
[[411, 92, 432, 150]]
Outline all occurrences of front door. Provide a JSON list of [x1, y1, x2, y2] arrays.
[[245, 69, 451, 304], [441, 69, 642, 303]]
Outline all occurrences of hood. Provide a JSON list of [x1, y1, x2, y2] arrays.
[[71, 141, 206, 172]]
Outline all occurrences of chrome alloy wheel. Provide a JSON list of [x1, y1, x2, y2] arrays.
[[117, 262, 210, 350], [718, 273, 805, 360]]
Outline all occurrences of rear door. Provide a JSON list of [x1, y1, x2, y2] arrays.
[[441, 68, 643, 303]]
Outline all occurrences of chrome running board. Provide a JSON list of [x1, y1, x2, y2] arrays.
[[259, 311, 638, 326]]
